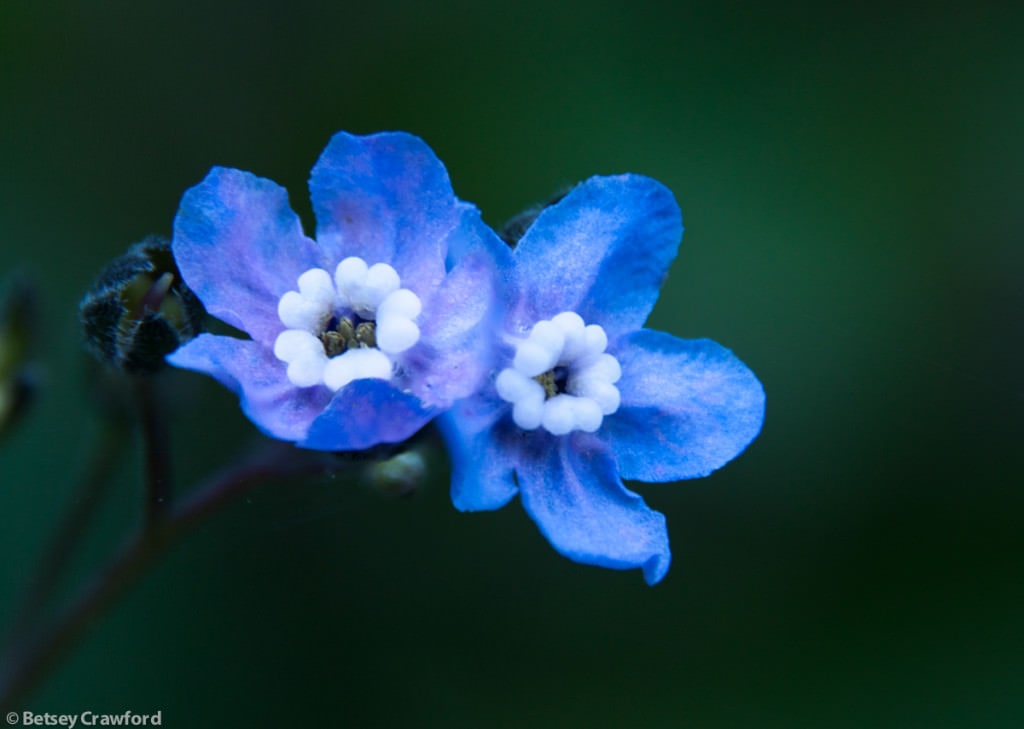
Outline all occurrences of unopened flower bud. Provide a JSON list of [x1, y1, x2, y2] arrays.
[[80, 235, 205, 373], [0, 274, 38, 440]]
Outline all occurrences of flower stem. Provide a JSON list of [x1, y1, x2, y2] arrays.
[[1, 417, 128, 653], [0, 442, 335, 711], [134, 377, 171, 526]]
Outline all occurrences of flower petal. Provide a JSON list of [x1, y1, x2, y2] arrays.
[[172, 167, 323, 342], [604, 330, 765, 482], [167, 334, 330, 442], [309, 131, 458, 295], [404, 206, 513, 405], [300, 378, 435, 452], [511, 174, 682, 338], [437, 393, 520, 512], [517, 433, 671, 585]]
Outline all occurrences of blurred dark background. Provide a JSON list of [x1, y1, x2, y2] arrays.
[[2, 1, 1022, 727]]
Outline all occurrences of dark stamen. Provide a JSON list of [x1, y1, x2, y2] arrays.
[[355, 322, 376, 348], [533, 366, 569, 399], [336, 318, 355, 342], [318, 316, 377, 356], [321, 331, 346, 357]]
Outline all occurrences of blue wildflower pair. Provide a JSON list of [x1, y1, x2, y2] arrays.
[[169, 131, 765, 584]]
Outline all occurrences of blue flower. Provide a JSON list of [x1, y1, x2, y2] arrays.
[[168, 131, 508, 451], [439, 174, 765, 584]]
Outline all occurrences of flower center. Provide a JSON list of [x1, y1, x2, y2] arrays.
[[320, 315, 376, 357], [495, 311, 622, 436], [272, 257, 422, 391], [533, 366, 569, 398]]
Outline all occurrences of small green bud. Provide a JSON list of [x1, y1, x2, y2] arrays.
[[79, 236, 205, 373], [364, 449, 428, 499]]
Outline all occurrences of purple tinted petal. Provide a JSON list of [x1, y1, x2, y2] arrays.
[[440, 202, 514, 275], [437, 393, 520, 512], [167, 334, 330, 442], [405, 207, 512, 405], [309, 131, 458, 294], [173, 167, 322, 342], [300, 378, 435, 452], [518, 433, 671, 585], [605, 330, 765, 482], [511, 175, 682, 338]]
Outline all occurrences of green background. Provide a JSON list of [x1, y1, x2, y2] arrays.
[[2, 1, 1022, 726]]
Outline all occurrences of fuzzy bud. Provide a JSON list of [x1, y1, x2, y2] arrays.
[[80, 236, 205, 373]]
